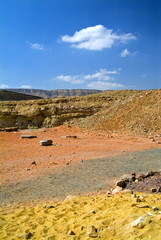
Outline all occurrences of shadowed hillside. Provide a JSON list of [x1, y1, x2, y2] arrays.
[[0, 89, 160, 136], [0, 90, 43, 101]]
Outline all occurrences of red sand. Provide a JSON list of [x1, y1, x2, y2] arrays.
[[0, 125, 160, 184]]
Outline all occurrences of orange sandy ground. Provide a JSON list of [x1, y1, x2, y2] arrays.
[[0, 125, 161, 184]]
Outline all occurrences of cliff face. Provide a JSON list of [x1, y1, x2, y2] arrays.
[[0, 89, 161, 136], [0, 96, 102, 129], [5, 89, 101, 98]]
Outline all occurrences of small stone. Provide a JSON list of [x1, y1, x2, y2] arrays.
[[152, 138, 155, 142], [132, 193, 137, 198], [26, 232, 33, 239], [66, 162, 70, 165], [40, 140, 53, 146], [136, 205, 150, 208], [135, 198, 142, 203], [31, 161, 36, 165], [87, 225, 97, 237], [157, 186, 161, 192], [68, 230, 75, 235], [20, 135, 37, 139], [152, 206, 159, 211], [112, 186, 122, 195], [26, 168, 30, 171], [116, 180, 126, 188], [61, 135, 77, 139], [91, 210, 96, 214], [157, 141, 161, 144], [130, 217, 146, 229], [106, 190, 111, 195], [151, 188, 157, 193], [80, 159, 84, 162], [131, 176, 136, 181], [44, 205, 54, 209]]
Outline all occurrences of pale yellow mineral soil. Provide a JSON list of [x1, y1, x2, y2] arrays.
[[1, 192, 161, 240]]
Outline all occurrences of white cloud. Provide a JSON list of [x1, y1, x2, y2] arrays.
[[88, 81, 125, 90], [0, 84, 9, 88], [55, 68, 119, 84], [21, 85, 32, 89], [55, 68, 125, 90], [61, 25, 136, 51], [120, 48, 130, 57], [27, 41, 44, 50], [56, 75, 85, 84]]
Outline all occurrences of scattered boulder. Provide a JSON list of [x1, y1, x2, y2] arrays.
[[40, 140, 53, 146]]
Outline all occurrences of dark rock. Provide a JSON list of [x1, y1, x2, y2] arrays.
[[31, 161, 36, 165], [145, 171, 154, 178], [68, 230, 75, 235], [151, 188, 157, 193], [20, 135, 37, 139], [131, 176, 136, 182], [26, 232, 33, 239], [116, 180, 126, 188]]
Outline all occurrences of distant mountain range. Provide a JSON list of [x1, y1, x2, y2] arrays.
[[5, 89, 102, 99]]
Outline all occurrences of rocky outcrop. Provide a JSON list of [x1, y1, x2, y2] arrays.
[[0, 89, 161, 136], [0, 96, 102, 129]]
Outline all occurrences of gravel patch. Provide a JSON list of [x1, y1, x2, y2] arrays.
[[0, 148, 161, 205]]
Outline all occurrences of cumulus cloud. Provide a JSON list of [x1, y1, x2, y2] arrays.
[[55, 68, 124, 90], [87, 81, 125, 90], [27, 41, 44, 50], [120, 48, 130, 57], [61, 25, 136, 51], [21, 85, 32, 89], [55, 68, 119, 84], [0, 84, 9, 88]]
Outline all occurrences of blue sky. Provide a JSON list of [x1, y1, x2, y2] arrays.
[[0, 0, 160, 90]]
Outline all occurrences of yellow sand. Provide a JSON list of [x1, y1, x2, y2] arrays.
[[0, 192, 161, 240]]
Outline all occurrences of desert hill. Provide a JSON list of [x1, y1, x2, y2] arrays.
[[5, 88, 101, 98], [0, 89, 160, 136], [0, 90, 42, 101]]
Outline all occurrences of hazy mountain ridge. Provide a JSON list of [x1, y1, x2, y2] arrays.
[[5, 89, 102, 98]]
